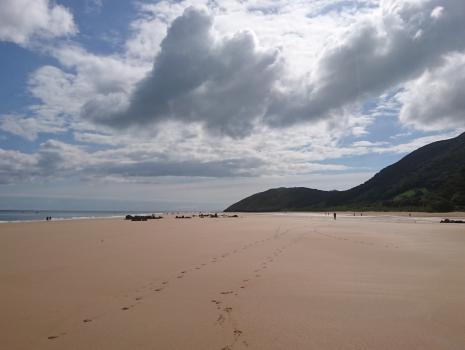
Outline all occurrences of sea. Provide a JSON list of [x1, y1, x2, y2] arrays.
[[0, 210, 156, 223]]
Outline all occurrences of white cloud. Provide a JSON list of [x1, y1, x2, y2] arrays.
[[84, 8, 284, 138], [0, 125, 351, 185], [430, 6, 444, 19], [73, 132, 122, 146], [1, 0, 464, 192], [82, 1, 465, 136], [0, 0, 76, 45], [398, 52, 465, 130], [0, 114, 66, 141], [3, 0, 464, 142], [0, 149, 37, 184], [352, 140, 388, 147], [361, 132, 460, 154], [85, 0, 104, 14], [0, 48, 148, 140]]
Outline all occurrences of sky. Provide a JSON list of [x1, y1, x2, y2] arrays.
[[0, 0, 464, 211]]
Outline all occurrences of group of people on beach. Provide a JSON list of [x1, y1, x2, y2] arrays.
[[45, 216, 52, 221], [327, 212, 366, 220]]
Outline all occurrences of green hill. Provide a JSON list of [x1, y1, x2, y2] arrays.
[[225, 132, 465, 212]]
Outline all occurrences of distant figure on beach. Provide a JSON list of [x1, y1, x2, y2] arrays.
[[333, 212, 336, 220]]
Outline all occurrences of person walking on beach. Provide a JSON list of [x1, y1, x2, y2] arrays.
[[333, 212, 336, 220]]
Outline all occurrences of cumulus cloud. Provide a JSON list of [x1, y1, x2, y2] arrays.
[[0, 140, 93, 184], [82, 1, 465, 137], [1, 0, 463, 190], [398, 53, 465, 130], [267, 0, 465, 126], [0, 138, 263, 184], [0, 49, 148, 140], [83, 7, 283, 137], [28, 65, 87, 119], [0, 126, 352, 184], [0, 114, 65, 141], [0, 149, 37, 184], [0, 65, 92, 141], [0, 0, 76, 45], [0, 147, 256, 185]]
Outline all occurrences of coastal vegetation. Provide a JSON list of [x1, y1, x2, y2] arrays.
[[225, 132, 465, 212]]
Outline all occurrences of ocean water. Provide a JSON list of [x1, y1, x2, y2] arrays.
[[0, 210, 152, 223]]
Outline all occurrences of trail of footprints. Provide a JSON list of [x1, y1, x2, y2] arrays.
[[45, 226, 297, 341], [44, 223, 401, 341], [212, 230, 306, 350]]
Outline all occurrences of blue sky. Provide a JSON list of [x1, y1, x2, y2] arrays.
[[0, 0, 464, 210]]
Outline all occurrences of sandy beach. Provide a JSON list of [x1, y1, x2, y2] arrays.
[[1, 213, 465, 350]]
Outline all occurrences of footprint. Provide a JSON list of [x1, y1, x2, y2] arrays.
[[48, 335, 59, 340], [233, 329, 243, 336], [83, 318, 92, 323], [121, 307, 130, 311], [135, 297, 143, 301], [217, 314, 226, 325]]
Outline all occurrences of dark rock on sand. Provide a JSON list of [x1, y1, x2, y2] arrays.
[[440, 218, 465, 223]]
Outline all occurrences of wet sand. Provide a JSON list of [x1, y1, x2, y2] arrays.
[[1, 213, 465, 349]]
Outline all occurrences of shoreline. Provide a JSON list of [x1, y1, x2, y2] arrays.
[[1, 210, 465, 224], [0, 215, 125, 224]]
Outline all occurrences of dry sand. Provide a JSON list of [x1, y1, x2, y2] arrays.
[[1, 213, 465, 350]]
